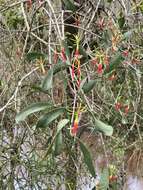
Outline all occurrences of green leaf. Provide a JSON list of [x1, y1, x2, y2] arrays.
[[54, 132, 63, 156], [46, 119, 69, 155], [31, 63, 69, 93], [15, 102, 51, 123], [118, 14, 125, 29], [99, 168, 109, 190], [79, 140, 96, 177], [56, 119, 69, 133], [94, 119, 113, 136], [53, 62, 70, 74], [82, 80, 96, 93], [26, 52, 48, 61], [36, 108, 66, 128], [62, 0, 77, 11], [30, 85, 50, 94], [54, 119, 69, 156], [41, 68, 53, 91], [104, 53, 124, 75]]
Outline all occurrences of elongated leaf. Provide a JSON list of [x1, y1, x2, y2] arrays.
[[54, 132, 63, 156], [56, 119, 69, 133], [41, 68, 53, 91], [118, 15, 125, 29], [31, 85, 50, 94], [99, 168, 109, 190], [36, 108, 65, 128], [53, 62, 70, 74], [54, 119, 69, 156], [82, 80, 96, 93], [79, 140, 96, 177], [26, 52, 48, 61], [94, 119, 113, 136], [104, 53, 124, 74], [46, 119, 69, 155], [31, 63, 69, 93], [15, 102, 51, 123], [118, 11, 125, 29]]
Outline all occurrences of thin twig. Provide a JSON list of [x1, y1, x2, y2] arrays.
[[0, 67, 39, 113]]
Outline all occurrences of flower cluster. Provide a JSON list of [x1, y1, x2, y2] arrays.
[[91, 51, 110, 75], [115, 101, 130, 115]]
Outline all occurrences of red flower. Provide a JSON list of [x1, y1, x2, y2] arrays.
[[61, 48, 67, 62], [98, 18, 105, 30], [115, 102, 122, 111], [74, 49, 80, 58], [77, 79, 80, 88], [97, 63, 103, 74], [77, 64, 81, 76], [72, 63, 75, 80], [54, 51, 58, 64], [124, 105, 129, 114], [71, 109, 80, 136], [122, 50, 129, 57], [71, 120, 78, 136], [109, 175, 118, 182]]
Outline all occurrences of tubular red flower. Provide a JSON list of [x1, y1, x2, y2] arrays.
[[61, 48, 67, 62], [77, 79, 80, 88], [71, 120, 78, 136], [77, 64, 81, 76], [109, 175, 118, 182], [97, 63, 103, 74], [71, 109, 81, 136], [74, 49, 80, 58], [72, 63, 75, 80], [124, 105, 129, 114], [98, 18, 105, 30], [115, 102, 122, 111], [54, 51, 58, 64], [122, 50, 129, 57]]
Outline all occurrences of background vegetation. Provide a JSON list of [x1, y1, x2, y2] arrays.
[[0, 0, 143, 189]]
